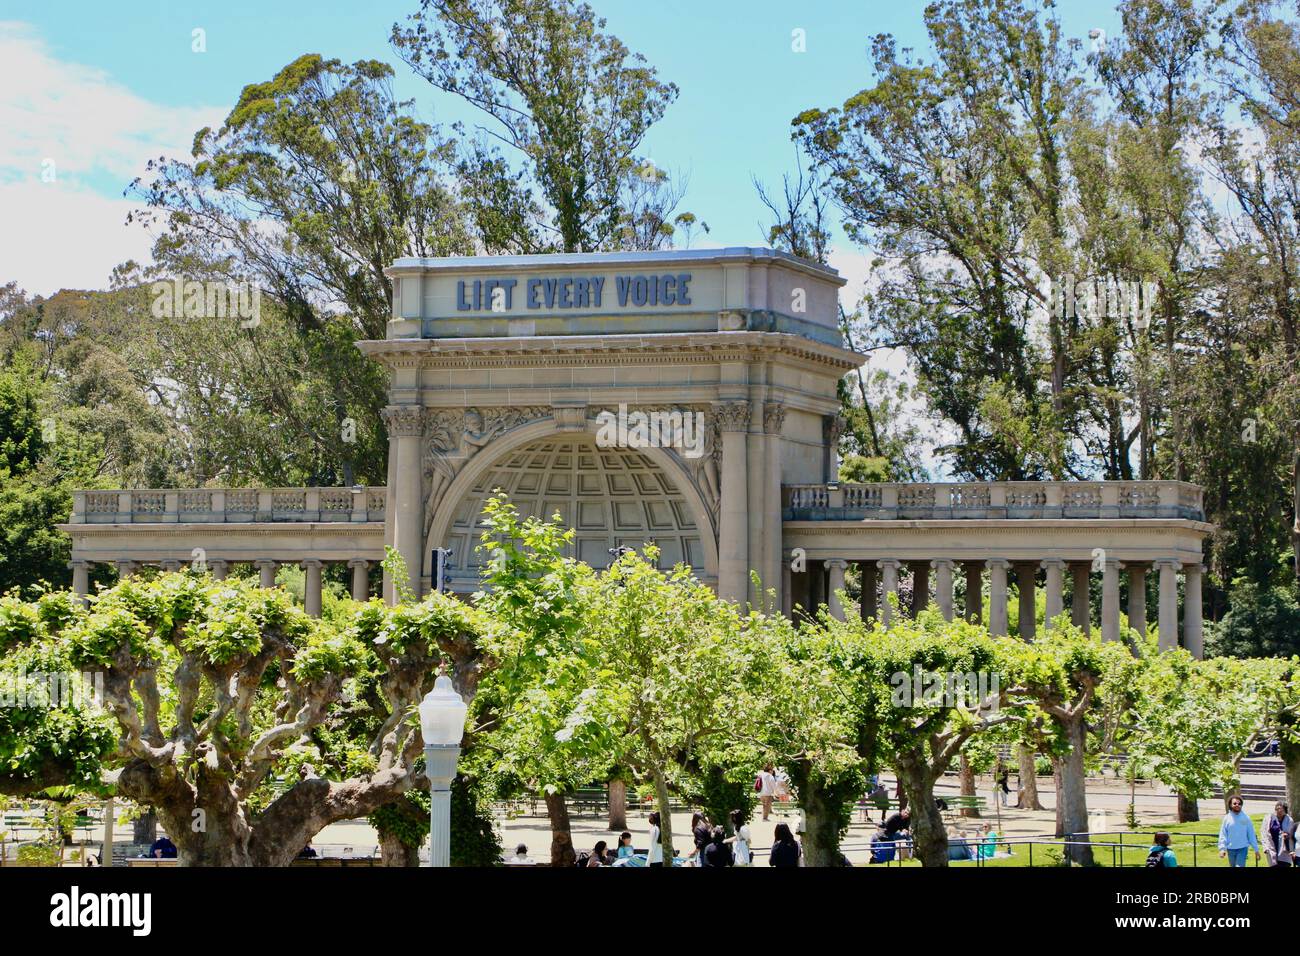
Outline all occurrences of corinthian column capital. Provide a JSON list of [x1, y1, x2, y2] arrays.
[[763, 402, 787, 435], [714, 401, 752, 432], [380, 405, 427, 437]]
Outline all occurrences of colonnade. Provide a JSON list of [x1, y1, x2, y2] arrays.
[[787, 556, 1204, 657], [69, 557, 374, 618]]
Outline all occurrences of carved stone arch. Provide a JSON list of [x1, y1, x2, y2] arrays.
[[424, 417, 719, 588]]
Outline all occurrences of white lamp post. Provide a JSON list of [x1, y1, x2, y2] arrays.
[[418, 672, 468, 867]]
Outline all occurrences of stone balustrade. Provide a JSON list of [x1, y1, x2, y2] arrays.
[[69, 487, 387, 524], [783, 480, 1203, 522]]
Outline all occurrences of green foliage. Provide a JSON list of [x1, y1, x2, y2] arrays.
[[1206, 581, 1300, 658]]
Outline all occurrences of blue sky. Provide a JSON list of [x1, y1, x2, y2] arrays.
[[0, 0, 1129, 297]]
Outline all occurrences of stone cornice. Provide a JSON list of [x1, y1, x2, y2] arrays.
[[383, 246, 847, 286], [358, 331, 864, 374]]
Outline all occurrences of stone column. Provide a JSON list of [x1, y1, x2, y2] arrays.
[[716, 402, 751, 605], [382, 405, 427, 603], [1016, 563, 1037, 640], [826, 559, 848, 621], [964, 561, 984, 624], [762, 403, 786, 612], [1101, 558, 1121, 643], [859, 560, 878, 622], [1183, 563, 1204, 659], [302, 560, 323, 618], [988, 560, 1011, 636], [878, 559, 901, 623], [256, 560, 278, 588], [210, 560, 229, 581], [909, 561, 930, 617], [780, 562, 793, 617], [116, 560, 137, 580], [1126, 564, 1148, 639], [70, 561, 89, 605], [349, 559, 370, 602], [1070, 563, 1091, 636], [1156, 559, 1179, 651], [1041, 559, 1065, 628], [932, 559, 954, 621]]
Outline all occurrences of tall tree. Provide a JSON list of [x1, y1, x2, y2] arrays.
[[392, 0, 690, 253]]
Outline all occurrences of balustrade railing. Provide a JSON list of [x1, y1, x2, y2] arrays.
[[70, 488, 387, 524], [783, 481, 1204, 521]]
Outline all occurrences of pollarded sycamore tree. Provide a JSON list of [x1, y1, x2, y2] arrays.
[[1003, 626, 1143, 865], [741, 609, 868, 867], [578, 549, 763, 864], [467, 496, 613, 867], [1128, 650, 1279, 823], [470, 496, 763, 865], [0, 572, 485, 866], [785, 604, 1014, 868]]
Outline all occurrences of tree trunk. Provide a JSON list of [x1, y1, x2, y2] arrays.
[[543, 792, 575, 868], [377, 830, 419, 866], [896, 763, 948, 867], [132, 809, 157, 845], [607, 778, 628, 831], [1016, 745, 1043, 810], [958, 754, 980, 818], [652, 768, 674, 863], [1176, 791, 1200, 823], [1052, 758, 1064, 838], [799, 775, 842, 867], [1058, 719, 1093, 865], [1282, 736, 1300, 815]]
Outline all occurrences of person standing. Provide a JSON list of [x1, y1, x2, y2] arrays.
[[1218, 795, 1260, 867], [647, 811, 664, 868], [769, 822, 801, 867], [727, 809, 753, 866], [757, 764, 778, 821], [1262, 802, 1294, 868], [687, 812, 712, 866]]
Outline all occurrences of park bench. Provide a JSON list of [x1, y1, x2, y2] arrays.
[[943, 795, 988, 819], [126, 858, 178, 867]]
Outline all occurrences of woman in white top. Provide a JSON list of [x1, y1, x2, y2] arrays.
[[726, 809, 753, 866], [647, 811, 664, 867]]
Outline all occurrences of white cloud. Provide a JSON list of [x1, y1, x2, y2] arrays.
[[0, 21, 227, 295]]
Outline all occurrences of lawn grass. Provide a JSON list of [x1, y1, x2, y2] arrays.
[[868, 816, 1264, 868]]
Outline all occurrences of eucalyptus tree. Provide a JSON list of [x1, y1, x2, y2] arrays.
[[392, 0, 689, 253], [131, 54, 473, 485]]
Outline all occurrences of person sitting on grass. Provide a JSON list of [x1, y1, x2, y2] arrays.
[[978, 823, 1000, 860], [1145, 832, 1177, 868], [615, 831, 636, 861]]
